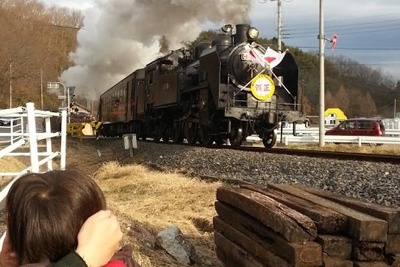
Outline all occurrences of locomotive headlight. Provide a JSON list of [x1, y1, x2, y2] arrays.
[[221, 24, 233, 33], [248, 27, 259, 40]]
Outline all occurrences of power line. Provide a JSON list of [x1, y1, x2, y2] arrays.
[[287, 23, 400, 37], [325, 18, 400, 29], [288, 24, 399, 35], [260, 9, 399, 57], [292, 46, 400, 51], [283, 12, 400, 39], [284, 13, 399, 28]]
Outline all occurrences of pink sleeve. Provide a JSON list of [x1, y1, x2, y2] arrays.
[[103, 260, 127, 267]]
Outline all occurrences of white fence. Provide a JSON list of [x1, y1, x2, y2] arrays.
[[278, 134, 400, 146], [0, 102, 67, 208], [275, 126, 400, 146]]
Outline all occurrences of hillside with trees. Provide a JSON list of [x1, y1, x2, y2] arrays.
[[0, 0, 82, 111], [291, 49, 400, 118], [1, 0, 399, 118]]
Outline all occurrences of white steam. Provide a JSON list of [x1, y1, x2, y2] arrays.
[[60, 0, 252, 99]]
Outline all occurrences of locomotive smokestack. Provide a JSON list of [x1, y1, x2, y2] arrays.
[[234, 24, 250, 45]]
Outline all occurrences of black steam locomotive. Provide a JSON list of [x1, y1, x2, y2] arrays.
[[98, 24, 306, 148]]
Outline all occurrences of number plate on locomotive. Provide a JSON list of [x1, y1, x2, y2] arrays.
[[240, 53, 252, 61]]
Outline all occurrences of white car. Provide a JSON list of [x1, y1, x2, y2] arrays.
[[0, 118, 11, 126]]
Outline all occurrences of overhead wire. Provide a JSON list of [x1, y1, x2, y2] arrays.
[[257, 1, 400, 73], [262, 4, 399, 40], [281, 13, 400, 52], [286, 21, 400, 37]]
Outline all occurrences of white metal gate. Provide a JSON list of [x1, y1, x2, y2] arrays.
[[0, 102, 67, 208]]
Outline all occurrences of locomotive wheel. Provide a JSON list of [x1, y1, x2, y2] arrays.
[[229, 120, 244, 148], [154, 128, 162, 143], [172, 120, 183, 144], [262, 131, 277, 149], [214, 137, 225, 146], [154, 124, 166, 143], [137, 131, 145, 141], [185, 121, 198, 144], [162, 125, 171, 143], [200, 126, 214, 145], [137, 123, 146, 141], [162, 133, 170, 143]]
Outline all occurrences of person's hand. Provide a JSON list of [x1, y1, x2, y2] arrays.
[[75, 210, 123, 267], [0, 232, 19, 267]]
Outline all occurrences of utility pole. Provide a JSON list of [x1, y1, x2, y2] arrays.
[[277, 0, 282, 52], [40, 68, 44, 110], [269, 0, 283, 52], [66, 86, 76, 124], [9, 63, 12, 108], [318, 0, 325, 147]]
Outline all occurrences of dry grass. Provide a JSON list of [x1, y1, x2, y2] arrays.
[[1, 138, 223, 266], [0, 156, 28, 173], [94, 162, 222, 266], [0, 156, 28, 188]]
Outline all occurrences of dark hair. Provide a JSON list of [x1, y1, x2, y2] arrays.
[[6, 169, 106, 264]]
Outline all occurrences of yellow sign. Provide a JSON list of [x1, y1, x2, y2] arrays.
[[324, 108, 347, 120], [250, 74, 275, 101]]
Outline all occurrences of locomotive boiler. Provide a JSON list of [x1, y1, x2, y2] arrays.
[[98, 23, 306, 148]]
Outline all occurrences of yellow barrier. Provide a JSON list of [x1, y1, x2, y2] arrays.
[[90, 121, 103, 131], [66, 121, 103, 141], [66, 123, 85, 140]]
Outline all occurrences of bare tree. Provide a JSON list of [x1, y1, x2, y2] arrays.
[[0, 0, 82, 109]]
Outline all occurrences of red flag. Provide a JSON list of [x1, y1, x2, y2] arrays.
[[331, 34, 338, 51], [245, 45, 265, 66], [244, 44, 285, 69], [263, 47, 286, 68]]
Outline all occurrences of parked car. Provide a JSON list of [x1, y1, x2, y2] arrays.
[[0, 118, 11, 126], [325, 118, 385, 136]]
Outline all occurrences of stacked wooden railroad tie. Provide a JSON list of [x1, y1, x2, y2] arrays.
[[214, 183, 400, 267]]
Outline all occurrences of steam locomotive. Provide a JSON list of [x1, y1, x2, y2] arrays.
[[98, 24, 306, 148]]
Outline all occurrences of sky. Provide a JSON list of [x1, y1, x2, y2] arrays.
[[38, 0, 400, 98], [251, 0, 400, 78]]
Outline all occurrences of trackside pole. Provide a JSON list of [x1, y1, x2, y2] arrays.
[[44, 113, 53, 170], [318, 0, 326, 147], [123, 134, 137, 157], [60, 109, 67, 170], [26, 103, 39, 173]]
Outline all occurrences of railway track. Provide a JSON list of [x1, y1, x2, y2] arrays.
[[141, 139, 400, 165], [86, 136, 400, 164], [244, 147, 400, 164]]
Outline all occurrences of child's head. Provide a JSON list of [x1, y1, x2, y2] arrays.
[[6, 169, 106, 264]]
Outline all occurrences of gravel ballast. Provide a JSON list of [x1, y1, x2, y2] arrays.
[[136, 142, 400, 208]]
